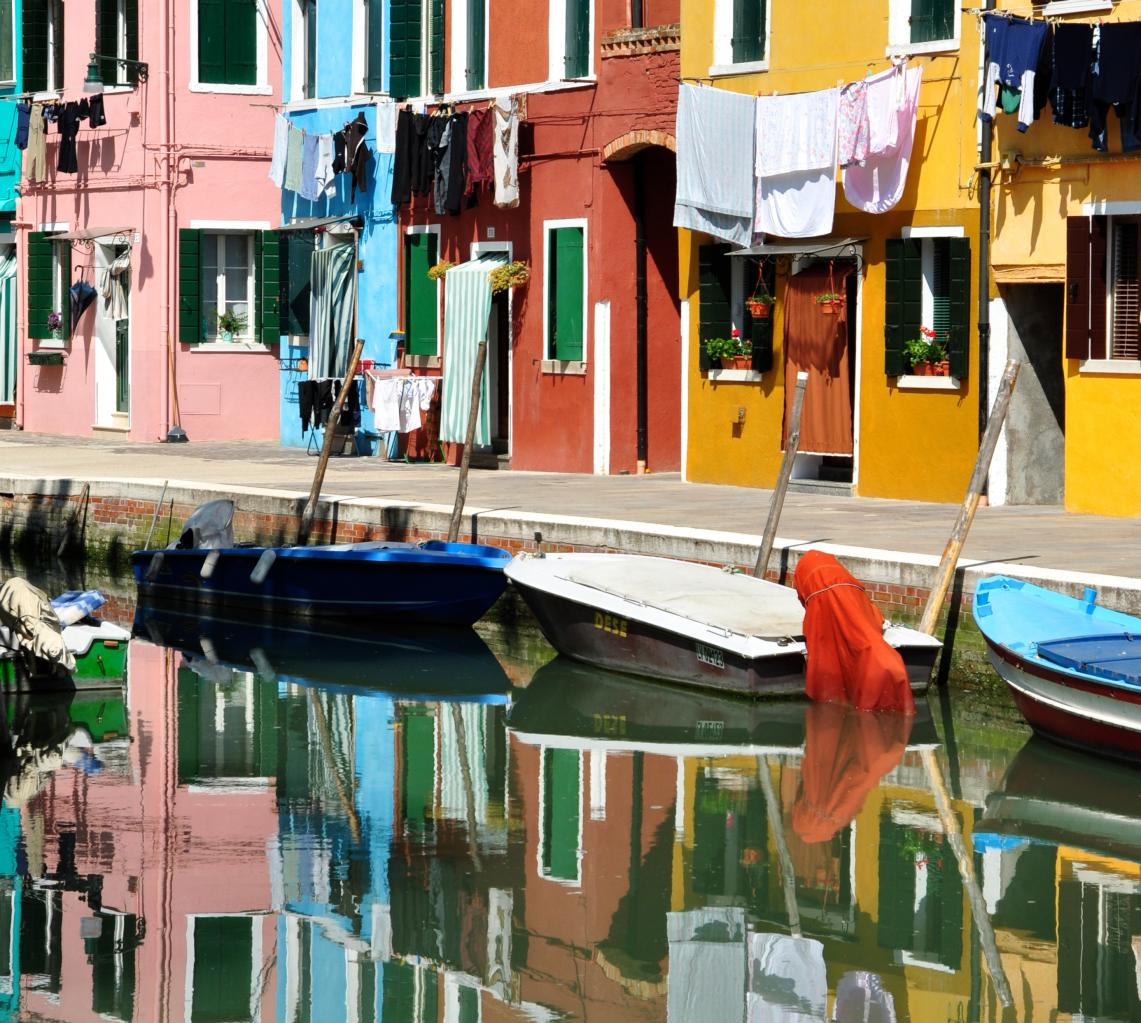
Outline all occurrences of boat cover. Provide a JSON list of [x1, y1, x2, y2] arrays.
[[560, 557, 806, 638], [0, 578, 75, 672], [51, 590, 106, 626], [172, 499, 234, 550], [1037, 633, 1141, 686]]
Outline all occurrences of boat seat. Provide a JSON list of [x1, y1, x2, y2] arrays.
[[1037, 633, 1141, 686]]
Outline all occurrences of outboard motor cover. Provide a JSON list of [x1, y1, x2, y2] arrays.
[[172, 499, 235, 550]]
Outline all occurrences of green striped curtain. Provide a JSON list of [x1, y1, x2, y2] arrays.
[[439, 254, 506, 447]]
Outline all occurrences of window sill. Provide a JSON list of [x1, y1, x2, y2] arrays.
[[190, 341, 272, 354], [1079, 358, 1141, 375], [34, 339, 68, 351], [541, 359, 587, 376], [896, 374, 961, 390], [886, 39, 958, 58], [403, 354, 441, 369], [707, 368, 762, 382], [1040, 0, 1111, 13], [708, 60, 769, 78], [188, 82, 274, 96]]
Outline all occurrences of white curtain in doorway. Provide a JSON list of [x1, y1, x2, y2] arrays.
[[0, 250, 14, 403], [440, 254, 506, 447], [308, 244, 357, 380], [101, 251, 131, 321]]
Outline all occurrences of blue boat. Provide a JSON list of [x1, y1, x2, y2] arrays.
[[972, 575, 1141, 761], [131, 500, 512, 626]]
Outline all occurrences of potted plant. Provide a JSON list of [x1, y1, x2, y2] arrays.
[[903, 327, 947, 375], [488, 260, 530, 295], [47, 311, 64, 341], [216, 310, 247, 342], [729, 329, 752, 369], [427, 259, 454, 281], [746, 288, 774, 320], [704, 336, 736, 367], [815, 291, 844, 313]]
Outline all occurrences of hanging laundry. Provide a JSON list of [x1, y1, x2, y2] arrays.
[[492, 96, 520, 208], [14, 103, 29, 151], [464, 107, 494, 202], [56, 101, 83, 174], [1090, 22, 1141, 152], [315, 134, 337, 198], [673, 84, 755, 247], [342, 112, 371, 201], [299, 131, 321, 201], [284, 125, 305, 192], [87, 94, 107, 130], [375, 99, 397, 154], [101, 251, 131, 321], [444, 112, 468, 215], [837, 81, 869, 168], [269, 113, 289, 188], [1050, 22, 1093, 131], [69, 281, 97, 332], [427, 112, 451, 214], [372, 377, 407, 433], [391, 107, 414, 205], [755, 87, 839, 239], [843, 65, 923, 215], [26, 103, 46, 184], [865, 65, 901, 155], [980, 13, 1049, 131]]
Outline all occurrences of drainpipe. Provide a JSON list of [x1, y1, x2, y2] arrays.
[[161, 0, 187, 441], [977, 0, 995, 442], [634, 158, 648, 473]]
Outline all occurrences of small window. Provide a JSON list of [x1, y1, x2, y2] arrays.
[[466, 0, 487, 91], [202, 233, 254, 340], [96, 0, 139, 87], [22, 0, 63, 94], [564, 0, 590, 78], [404, 231, 439, 356], [365, 0, 383, 91], [1111, 218, 1140, 361], [46, 0, 62, 92], [0, 0, 14, 84], [712, 0, 767, 70], [176, 666, 276, 783], [197, 0, 259, 87], [301, 0, 317, 99], [190, 916, 256, 1023], [390, 0, 443, 98], [889, 0, 957, 50], [546, 224, 585, 361]]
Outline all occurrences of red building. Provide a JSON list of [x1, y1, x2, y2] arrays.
[[394, 0, 680, 474]]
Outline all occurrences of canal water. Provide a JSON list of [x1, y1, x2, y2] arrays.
[[0, 562, 1138, 1021]]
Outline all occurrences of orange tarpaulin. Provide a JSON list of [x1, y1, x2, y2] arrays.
[[793, 550, 915, 714], [792, 702, 914, 844]]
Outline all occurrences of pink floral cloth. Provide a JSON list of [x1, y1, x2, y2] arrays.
[[837, 81, 869, 167]]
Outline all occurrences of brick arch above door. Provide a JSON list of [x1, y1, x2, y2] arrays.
[[601, 130, 676, 164]]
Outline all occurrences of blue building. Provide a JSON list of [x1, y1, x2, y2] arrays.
[[277, 0, 396, 454]]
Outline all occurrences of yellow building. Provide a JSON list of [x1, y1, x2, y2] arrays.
[[679, 0, 986, 503], [988, 0, 1141, 516]]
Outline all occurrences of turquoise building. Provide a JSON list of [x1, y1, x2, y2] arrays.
[[0, 0, 24, 415], [276, 0, 397, 454]]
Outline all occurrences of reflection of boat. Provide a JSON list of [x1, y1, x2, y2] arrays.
[[978, 736, 1141, 860], [973, 575, 1141, 760], [505, 552, 940, 696], [133, 603, 512, 702], [507, 656, 938, 755], [131, 499, 511, 626]]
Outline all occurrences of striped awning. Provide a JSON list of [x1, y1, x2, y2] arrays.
[[440, 254, 507, 447]]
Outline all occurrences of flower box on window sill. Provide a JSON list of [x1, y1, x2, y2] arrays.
[[28, 351, 64, 366], [708, 367, 763, 383]]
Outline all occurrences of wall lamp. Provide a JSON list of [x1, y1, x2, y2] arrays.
[[83, 53, 150, 94]]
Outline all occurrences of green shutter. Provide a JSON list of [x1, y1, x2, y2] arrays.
[[178, 229, 204, 344], [430, 0, 445, 94], [876, 815, 918, 951], [911, 0, 951, 43], [402, 709, 436, 826], [947, 237, 970, 379], [542, 748, 580, 880], [0, 0, 12, 82], [284, 230, 315, 336], [27, 232, 54, 340], [565, 0, 589, 78], [466, 0, 485, 91], [192, 918, 253, 1022], [750, 315, 773, 373], [698, 244, 732, 373], [732, 0, 765, 63], [226, 0, 259, 86], [197, 0, 226, 83], [96, 0, 120, 84], [255, 230, 284, 345], [405, 233, 438, 356], [550, 227, 584, 361], [366, 0, 384, 91], [884, 237, 921, 376], [115, 320, 129, 412], [177, 667, 201, 783], [303, 0, 317, 98], [125, 0, 140, 83], [390, 0, 422, 98], [22, 0, 48, 94]]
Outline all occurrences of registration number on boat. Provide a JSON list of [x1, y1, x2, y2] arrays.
[[594, 612, 628, 638], [696, 643, 725, 668]]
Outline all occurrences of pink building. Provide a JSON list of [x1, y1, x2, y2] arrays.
[[16, 0, 284, 442]]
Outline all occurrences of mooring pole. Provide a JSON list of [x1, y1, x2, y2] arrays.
[[447, 338, 489, 542], [754, 371, 808, 579]]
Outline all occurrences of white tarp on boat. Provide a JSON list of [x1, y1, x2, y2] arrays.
[[560, 556, 806, 639], [0, 578, 75, 671]]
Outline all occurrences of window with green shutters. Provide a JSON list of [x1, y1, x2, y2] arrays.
[[0, 0, 14, 83], [884, 235, 970, 378], [547, 225, 585, 361], [197, 0, 259, 87], [731, 0, 766, 64], [23, 0, 63, 94], [698, 244, 732, 373], [27, 231, 68, 341], [96, 0, 140, 87], [541, 747, 580, 881], [430, 0, 445, 94], [191, 917, 255, 1023], [404, 232, 439, 356], [283, 230, 315, 336], [301, 0, 317, 99], [466, 0, 486, 91], [909, 0, 954, 44], [365, 0, 384, 91], [565, 0, 590, 79], [390, 0, 423, 97], [178, 228, 283, 345]]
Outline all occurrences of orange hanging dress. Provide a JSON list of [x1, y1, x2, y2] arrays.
[[793, 550, 915, 714]]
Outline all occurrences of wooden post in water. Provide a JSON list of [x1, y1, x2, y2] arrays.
[[756, 755, 801, 937], [447, 337, 489, 543], [918, 359, 1020, 636], [297, 337, 366, 546], [754, 371, 808, 579]]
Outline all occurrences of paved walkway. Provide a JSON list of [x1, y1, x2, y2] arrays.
[[3, 431, 1140, 579]]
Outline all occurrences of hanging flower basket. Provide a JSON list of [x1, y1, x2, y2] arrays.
[[28, 350, 64, 366], [746, 298, 772, 319], [488, 260, 530, 294], [815, 292, 843, 313]]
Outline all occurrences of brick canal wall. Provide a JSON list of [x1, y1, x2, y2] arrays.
[[3, 475, 1141, 629]]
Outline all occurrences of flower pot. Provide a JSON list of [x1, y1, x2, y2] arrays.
[[221, 330, 233, 342], [746, 301, 771, 319], [731, 355, 752, 370], [50, 329, 63, 342], [720, 357, 736, 370], [818, 300, 841, 314], [935, 359, 951, 376]]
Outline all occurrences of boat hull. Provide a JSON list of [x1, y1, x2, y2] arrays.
[[984, 638, 1141, 761], [131, 541, 511, 626], [514, 579, 936, 698]]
